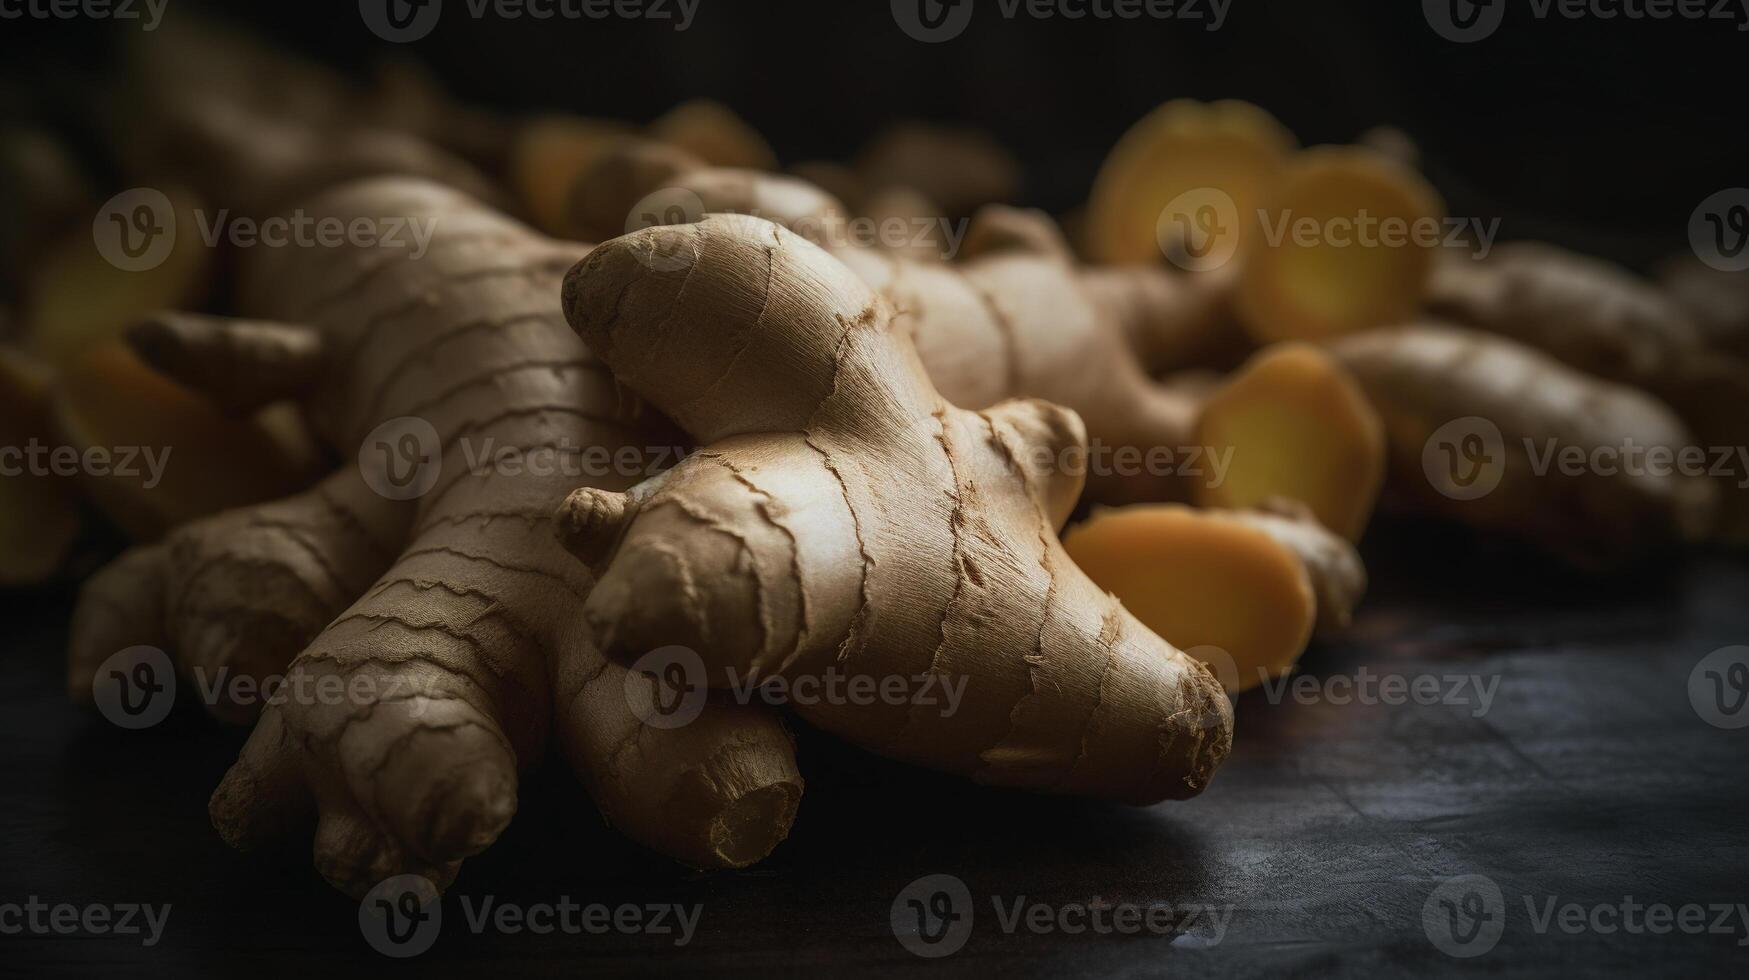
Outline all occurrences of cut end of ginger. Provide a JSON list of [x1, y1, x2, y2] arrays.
[[1195, 343, 1386, 541], [24, 188, 211, 367], [1063, 504, 1315, 694], [49, 343, 324, 540], [1236, 146, 1444, 343], [1086, 99, 1296, 267], [510, 115, 633, 236]]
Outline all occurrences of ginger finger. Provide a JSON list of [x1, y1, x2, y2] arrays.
[[1329, 324, 1717, 568], [1432, 243, 1749, 545], [161, 179, 801, 891], [128, 312, 325, 415], [563, 213, 1232, 804]]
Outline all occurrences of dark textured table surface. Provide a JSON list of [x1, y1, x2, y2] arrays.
[[4, 521, 1746, 978]]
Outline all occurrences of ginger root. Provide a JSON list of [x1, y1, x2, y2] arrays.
[[649, 99, 777, 172], [1432, 243, 1749, 544], [566, 148, 1386, 531], [560, 213, 1232, 803], [856, 122, 1022, 218], [1085, 99, 1296, 266], [1330, 324, 1717, 568], [1237, 147, 1445, 343], [69, 180, 804, 895]]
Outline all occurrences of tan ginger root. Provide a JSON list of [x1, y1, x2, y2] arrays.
[[855, 122, 1023, 218], [1085, 99, 1296, 266], [69, 180, 803, 894], [567, 147, 1385, 531], [0, 345, 81, 587], [649, 99, 778, 172], [1064, 504, 1365, 693], [1431, 243, 1749, 544], [1329, 324, 1718, 568], [559, 213, 1232, 802], [1237, 147, 1446, 344]]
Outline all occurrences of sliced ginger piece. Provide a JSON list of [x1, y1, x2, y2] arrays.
[[25, 188, 210, 366], [1085, 99, 1296, 266], [1, 345, 81, 586], [509, 115, 634, 236], [1064, 504, 1315, 694], [1236, 147, 1444, 343], [1195, 343, 1385, 541], [649, 99, 776, 171], [49, 343, 324, 540]]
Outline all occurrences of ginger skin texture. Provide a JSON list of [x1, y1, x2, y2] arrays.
[[1432, 243, 1749, 545], [1330, 325, 1718, 568], [559, 214, 1233, 804], [568, 144, 1384, 533], [68, 180, 803, 895]]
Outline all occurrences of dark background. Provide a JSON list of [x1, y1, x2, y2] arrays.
[[5, 0, 1745, 266]]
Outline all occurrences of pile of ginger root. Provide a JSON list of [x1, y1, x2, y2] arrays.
[[4, 23, 1742, 898]]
